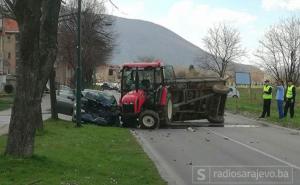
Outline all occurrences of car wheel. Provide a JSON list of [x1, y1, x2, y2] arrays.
[[139, 110, 160, 129]]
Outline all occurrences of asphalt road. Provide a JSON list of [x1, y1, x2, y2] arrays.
[[133, 113, 300, 185]]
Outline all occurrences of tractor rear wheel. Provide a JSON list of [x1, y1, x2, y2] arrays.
[[139, 110, 160, 129], [160, 95, 173, 126]]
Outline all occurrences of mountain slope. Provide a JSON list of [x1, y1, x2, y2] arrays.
[[110, 16, 207, 66], [109, 16, 262, 75]]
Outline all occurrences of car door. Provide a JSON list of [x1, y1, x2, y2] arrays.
[[56, 90, 75, 115]]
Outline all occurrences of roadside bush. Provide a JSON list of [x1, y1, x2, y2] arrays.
[[4, 84, 14, 94]]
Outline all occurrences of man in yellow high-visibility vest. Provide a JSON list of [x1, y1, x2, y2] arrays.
[[284, 81, 296, 118], [259, 80, 272, 118]]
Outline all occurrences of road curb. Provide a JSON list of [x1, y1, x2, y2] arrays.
[[130, 129, 187, 185]]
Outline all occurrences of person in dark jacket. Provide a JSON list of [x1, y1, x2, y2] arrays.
[[259, 80, 272, 118], [284, 81, 296, 118]]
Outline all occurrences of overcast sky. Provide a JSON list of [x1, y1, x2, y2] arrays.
[[105, 0, 300, 64]]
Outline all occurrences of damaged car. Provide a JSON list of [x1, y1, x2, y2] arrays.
[[72, 89, 120, 126], [56, 88, 120, 125]]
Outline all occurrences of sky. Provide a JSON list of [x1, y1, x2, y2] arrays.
[[105, 0, 300, 64]]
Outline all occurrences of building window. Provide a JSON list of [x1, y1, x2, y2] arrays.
[[7, 36, 11, 43], [108, 69, 113, 76], [8, 52, 11, 59]]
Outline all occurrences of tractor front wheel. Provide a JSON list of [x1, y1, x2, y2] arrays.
[[139, 110, 160, 129]]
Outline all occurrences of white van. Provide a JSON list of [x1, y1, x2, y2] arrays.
[[227, 86, 240, 98]]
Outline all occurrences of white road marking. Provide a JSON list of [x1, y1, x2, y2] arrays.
[[225, 125, 259, 128], [204, 128, 300, 171]]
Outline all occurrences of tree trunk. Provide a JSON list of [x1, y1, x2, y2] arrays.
[[50, 68, 58, 119], [5, 0, 61, 157], [5, 76, 44, 156]]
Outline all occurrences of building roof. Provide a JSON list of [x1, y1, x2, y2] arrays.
[[3, 18, 19, 33], [122, 60, 163, 68]]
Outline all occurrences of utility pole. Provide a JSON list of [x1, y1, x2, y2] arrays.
[[76, 0, 82, 127], [0, 17, 4, 75]]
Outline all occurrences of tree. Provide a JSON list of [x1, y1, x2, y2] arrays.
[[58, 0, 113, 88], [49, 67, 58, 120], [2, 0, 61, 157], [199, 23, 245, 78], [256, 17, 300, 84]]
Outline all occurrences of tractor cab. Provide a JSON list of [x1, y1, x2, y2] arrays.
[[120, 61, 175, 128]]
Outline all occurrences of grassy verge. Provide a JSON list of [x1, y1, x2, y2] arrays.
[[0, 93, 14, 111], [226, 87, 300, 128], [0, 120, 166, 185]]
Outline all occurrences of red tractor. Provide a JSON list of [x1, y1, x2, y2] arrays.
[[120, 60, 229, 129]]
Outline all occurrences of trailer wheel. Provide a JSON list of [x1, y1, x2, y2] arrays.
[[208, 116, 224, 127], [139, 110, 160, 129], [161, 95, 173, 126], [212, 84, 229, 94]]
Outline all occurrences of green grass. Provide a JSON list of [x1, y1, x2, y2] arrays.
[[226, 87, 300, 128], [0, 120, 166, 185], [0, 94, 14, 111]]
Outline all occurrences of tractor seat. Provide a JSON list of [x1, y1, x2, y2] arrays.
[[141, 79, 151, 90]]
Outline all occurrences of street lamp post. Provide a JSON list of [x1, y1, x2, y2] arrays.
[[76, 0, 82, 127]]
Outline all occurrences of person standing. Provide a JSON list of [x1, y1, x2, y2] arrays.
[[284, 81, 296, 118], [259, 80, 272, 118], [276, 80, 284, 119]]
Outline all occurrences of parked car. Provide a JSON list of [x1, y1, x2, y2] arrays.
[[100, 83, 111, 90], [72, 89, 120, 125], [56, 86, 75, 115], [99, 82, 120, 91], [227, 86, 240, 98]]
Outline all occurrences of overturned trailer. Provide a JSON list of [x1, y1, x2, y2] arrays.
[[119, 61, 229, 129], [171, 78, 228, 124]]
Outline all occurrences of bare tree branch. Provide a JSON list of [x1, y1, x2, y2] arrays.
[[58, 0, 114, 88], [0, 0, 16, 19], [256, 16, 300, 85], [196, 23, 245, 78]]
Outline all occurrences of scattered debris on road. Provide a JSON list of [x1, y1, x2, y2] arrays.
[[187, 127, 196, 132], [187, 161, 193, 165], [205, 137, 210, 142]]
